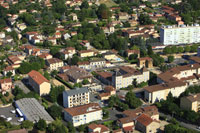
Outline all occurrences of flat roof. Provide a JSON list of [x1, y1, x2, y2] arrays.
[[15, 98, 53, 123], [64, 87, 89, 96]]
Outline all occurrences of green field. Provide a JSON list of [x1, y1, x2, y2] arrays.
[[99, 0, 118, 8]]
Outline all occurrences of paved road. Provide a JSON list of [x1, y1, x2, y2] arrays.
[[159, 112, 200, 132]]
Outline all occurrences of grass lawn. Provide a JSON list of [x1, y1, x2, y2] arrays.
[[99, 0, 118, 8]]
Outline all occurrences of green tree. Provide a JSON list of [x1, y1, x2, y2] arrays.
[[50, 47, 60, 56], [48, 119, 68, 133], [36, 119, 47, 131], [48, 105, 62, 119], [44, 71, 50, 80], [97, 4, 111, 19], [67, 122, 76, 133], [125, 91, 142, 108], [71, 55, 79, 65], [163, 47, 172, 54], [21, 120, 34, 129], [82, 79, 90, 85], [138, 14, 153, 25], [6, 72, 13, 77], [80, 1, 89, 9], [147, 45, 153, 56], [168, 55, 174, 63], [129, 54, 138, 60], [177, 47, 184, 53], [184, 45, 191, 52]]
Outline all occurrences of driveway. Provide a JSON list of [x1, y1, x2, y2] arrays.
[[0, 105, 21, 125], [14, 80, 30, 94]]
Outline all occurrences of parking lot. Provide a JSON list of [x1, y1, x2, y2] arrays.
[[0, 105, 21, 125]]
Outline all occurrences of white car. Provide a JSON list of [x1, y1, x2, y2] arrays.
[[0, 115, 6, 119], [10, 110, 16, 114], [6, 117, 12, 122], [18, 118, 24, 122]]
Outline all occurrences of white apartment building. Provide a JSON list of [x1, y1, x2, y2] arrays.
[[144, 81, 187, 103], [63, 87, 90, 108], [112, 67, 149, 90], [64, 103, 102, 127], [77, 58, 107, 70], [160, 24, 200, 45]]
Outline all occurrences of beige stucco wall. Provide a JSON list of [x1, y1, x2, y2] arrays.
[[40, 82, 51, 96]]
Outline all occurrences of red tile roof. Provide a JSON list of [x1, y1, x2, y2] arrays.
[[64, 103, 101, 116], [0, 78, 12, 84], [88, 123, 109, 132], [28, 70, 49, 85], [136, 114, 153, 126]]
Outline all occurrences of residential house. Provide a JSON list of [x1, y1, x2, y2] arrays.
[[126, 49, 140, 58], [64, 103, 102, 127], [7, 55, 22, 68], [98, 86, 116, 100], [88, 124, 110, 133], [118, 12, 129, 21], [28, 70, 51, 96], [119, 105, 160, 133], [78, 50, 96, 58], [0, 78, 12, 93], [16, 23, 27, 31], [58, 66, 92, 83], [0, 32, 5, 38], [3, 66, 15, 76], [135, 114, 160, 133], [69, 13, 78, 21], [60, 47, 76, 60], [47, 37, 57, 45], [26, 32, 38, 41], [63, 87, 90, 108], [38, 53, 53, 60], [46, 58, 64, 71], [78, 58, 106, 70], [117, 117, 135, 132], [138, 57, 153, 68], [180, 93, 200, 112]]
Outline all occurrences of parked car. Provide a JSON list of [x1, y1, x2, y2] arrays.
[[10, 110, 16, 114], [6, 117, 12, 122], [18, 117, 24, 122], [0, 115, 6, 119]]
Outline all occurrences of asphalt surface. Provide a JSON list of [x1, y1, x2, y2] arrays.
[[0, 105, 21, 125]]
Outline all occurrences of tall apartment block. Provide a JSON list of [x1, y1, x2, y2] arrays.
[[63, 87, 90, 108], [160, 24, 200, 45]]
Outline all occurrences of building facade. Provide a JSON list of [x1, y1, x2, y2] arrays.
[[46, 58, 64, 71], [160, 24, 200, 45], [144, 81, 187, 103], [64, 103, 102, 127], [63, 87, 90, 108], [112, 66, 149, 89], [180, 93, 200, 112], [28, 70, 51, 96]]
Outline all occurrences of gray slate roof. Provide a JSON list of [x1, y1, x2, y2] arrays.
[[64, 87, 89, 96], [15, 98, 54, 123]]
